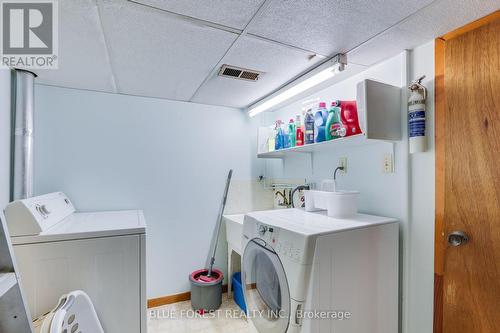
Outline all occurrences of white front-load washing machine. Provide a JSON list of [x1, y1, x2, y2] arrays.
[[4, 192, 147, 333], [241, 208, 399, 333]]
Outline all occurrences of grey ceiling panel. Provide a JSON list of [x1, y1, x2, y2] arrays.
[[34, 0, 500, 108], [348, 0, 500, 66], [247, 0, 435, 57], [133, 0, 265, 29], [190, 35, 323, 108], [98, 0, 238, 101], [35, 0, 115, 92]]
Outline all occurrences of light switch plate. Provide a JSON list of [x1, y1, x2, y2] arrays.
[[338, 157, 347, 174], [383, 153, 394, 173]]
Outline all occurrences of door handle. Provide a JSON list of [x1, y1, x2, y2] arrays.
[[447, 231, 469, 247]]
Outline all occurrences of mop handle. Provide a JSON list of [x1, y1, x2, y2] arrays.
[[208, 169, 233, 277]]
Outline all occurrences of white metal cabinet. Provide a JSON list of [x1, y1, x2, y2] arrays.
[[14, 234, 143, 333]]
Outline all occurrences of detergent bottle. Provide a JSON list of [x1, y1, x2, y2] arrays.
[[295, 115, 304, 146], [304, 109, 315, 144], [288, 119, 296, 147], [283, 122, 290, 149], [339, 100, 362, 137], [326, 101, 346, 140], [275, 120, 284, 150], [314, 102, 328, 142]]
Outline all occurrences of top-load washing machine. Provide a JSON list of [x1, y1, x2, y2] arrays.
[[241, 208, 398, 333], [4, 192, 147, 333]]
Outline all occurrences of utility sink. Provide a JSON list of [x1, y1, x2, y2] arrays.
[[224, 214, 245, 299], [224, 214, 244, 254]]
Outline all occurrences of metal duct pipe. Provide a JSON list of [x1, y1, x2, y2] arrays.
[[11, 69, 36, 201]]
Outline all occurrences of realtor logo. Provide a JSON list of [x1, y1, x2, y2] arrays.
[[1, 0, 58, 69]]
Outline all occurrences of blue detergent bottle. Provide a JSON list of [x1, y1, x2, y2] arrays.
[[304, 109, 315, 144], [314, 102, 328, 142]]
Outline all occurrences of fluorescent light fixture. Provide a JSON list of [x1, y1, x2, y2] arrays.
[[248, 54, 347, 117]]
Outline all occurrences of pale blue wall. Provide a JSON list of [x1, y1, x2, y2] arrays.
[[33, 85, 263, 297], [407, 40, 435, 333]]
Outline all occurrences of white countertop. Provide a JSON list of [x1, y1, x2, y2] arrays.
[[223, 214, 244, 225], [246, 208, 398, 236], [223, 214, 245, 254], [11, 210, 146, 245]]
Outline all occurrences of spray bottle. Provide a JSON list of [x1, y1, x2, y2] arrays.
[[275, 120, 284, 150], [288, 119, 296, 147], [295, 115, 304, 146]]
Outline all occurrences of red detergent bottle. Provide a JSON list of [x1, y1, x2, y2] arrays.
[[338, 100, 362, 136]]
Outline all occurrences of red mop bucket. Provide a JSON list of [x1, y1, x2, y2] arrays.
[[189, 269, 224, 312]]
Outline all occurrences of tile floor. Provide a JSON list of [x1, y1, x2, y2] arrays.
[[148, 294, 257, 333]]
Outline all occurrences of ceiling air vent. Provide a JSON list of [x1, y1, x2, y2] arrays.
[[218, 64, 262, 82]]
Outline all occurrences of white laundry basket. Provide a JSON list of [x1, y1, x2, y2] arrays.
[[33, 295, 68, 333], [36, 290, 104, 333]]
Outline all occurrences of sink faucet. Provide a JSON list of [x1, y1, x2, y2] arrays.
[[291, 185, 310, 208], [333, 166, 345, 191], [275, 190, 289, 207]]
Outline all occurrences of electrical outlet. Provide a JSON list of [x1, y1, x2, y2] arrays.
[[383, 153, 394, 173], [338, 157, 347, 174]]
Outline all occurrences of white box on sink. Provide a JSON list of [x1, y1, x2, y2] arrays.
[[304, 190, 359, 218]]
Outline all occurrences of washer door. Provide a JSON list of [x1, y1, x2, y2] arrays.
[[242, 238, 290, 333]]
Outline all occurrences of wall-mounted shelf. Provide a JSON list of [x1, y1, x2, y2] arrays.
[[258, 134, 385, 159], [257, 79, 402, 159]]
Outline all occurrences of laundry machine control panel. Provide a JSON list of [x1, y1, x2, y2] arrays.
[[255, 222, 279, 246], [254, 222, 309, 264], [5, 192, 75, 237]]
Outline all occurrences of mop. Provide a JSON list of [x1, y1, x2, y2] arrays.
[[189, 169, 233, 311]]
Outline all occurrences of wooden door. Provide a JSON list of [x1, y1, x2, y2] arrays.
[[434, 12, 500, 333]]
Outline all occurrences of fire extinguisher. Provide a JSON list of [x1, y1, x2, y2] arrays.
[[408, 75, 427, 153]]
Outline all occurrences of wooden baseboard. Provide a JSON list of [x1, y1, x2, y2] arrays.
[[148, 291, 191, 308], [148, 284, 229, 309]]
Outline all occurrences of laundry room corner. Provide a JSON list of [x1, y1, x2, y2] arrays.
[[31, 85, 270, 298], [252, 46, 437, 333]]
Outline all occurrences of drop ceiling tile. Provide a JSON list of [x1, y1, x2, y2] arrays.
[[134, 0, 265, 29], [35, 0, 115, 92], [247, 0, 435, 56], [98, 0, 238, 101], [190, 35, 324, 108], [348, 0, 500, 66]]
